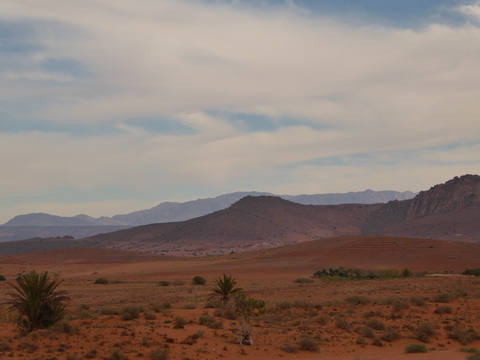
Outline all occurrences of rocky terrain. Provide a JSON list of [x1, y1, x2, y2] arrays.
[[0, 174, 478, 255]]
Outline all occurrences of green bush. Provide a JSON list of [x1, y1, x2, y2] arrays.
[[405, 343, 427, 353], [192, 276, 206, 285], [159, 280, 170, 287], [463, 268, 480, 276], [0, 275, 6, 281]]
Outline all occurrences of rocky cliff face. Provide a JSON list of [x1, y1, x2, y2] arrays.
[[406, 174, 480, 219], [364, 174, 480, 234]]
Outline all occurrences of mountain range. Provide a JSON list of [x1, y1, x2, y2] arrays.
[[0, 174, 478, 256], [0, 189, 415, 242]]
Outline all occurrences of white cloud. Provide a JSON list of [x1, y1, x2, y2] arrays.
[[1, 0, 480, 221], [458, 3, 480, 22]]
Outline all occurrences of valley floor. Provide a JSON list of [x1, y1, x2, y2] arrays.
[[1, 256, 480, 360]]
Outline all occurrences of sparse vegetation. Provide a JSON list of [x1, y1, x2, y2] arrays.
[[298, 334, 319, 351], [366, 318, 385, 331], [405, 343, 427, 353], [150, 347, 169, 360], [449, 327, 479, 345], [0, 275, 6, 281], [159, 280, 170, 286], [294, 277, 314, 284], [192, 276, 206, 285], [5, 270, 70, 333], [380, 327, 401, 342], [414, 322, 436, 343], [313, 267, 420, 280], [208, 274, 243, 305], [173, 316, 187, 329], [463, 268, 480, 276], [434, 305, 452, 314], [120, 305, 141, 320], [94, 277, 109, 284], [281, 342, 298, 353], [345, 295, 371, 305]]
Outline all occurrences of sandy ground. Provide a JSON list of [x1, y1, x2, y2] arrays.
[[1, 237, 480, 359]]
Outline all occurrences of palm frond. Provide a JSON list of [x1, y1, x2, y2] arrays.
[[5, 270, 71, 333]]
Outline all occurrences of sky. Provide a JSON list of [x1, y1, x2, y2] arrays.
[[1, 0, 480, 223]]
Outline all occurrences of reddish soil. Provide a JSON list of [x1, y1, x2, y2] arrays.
[[1, 236, 480, 359]]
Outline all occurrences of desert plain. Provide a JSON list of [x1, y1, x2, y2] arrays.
[[1, 236, 480, 360]]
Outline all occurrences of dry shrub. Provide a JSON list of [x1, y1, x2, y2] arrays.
[[405, 343, 427, 353], [294, 278, 314, 284], [150, 302, 171, 312], [173, 316, 187, 329], [410, 296, 427, 306], [298, 334, 319, 352], [109, 347, 127, 360], [151, 347, 169, 360], [467, 354, 480, 360], [121, 305, 141, 320], [335, 318, 350, 331], [366, 318, 385, 331], [434, 305, 452, 314], [380, 327, 401, 342], [345, 295, 370, 306], [414, 322, 436, 343], [357, 326, 374, 339], [449, 327, 479, 345]]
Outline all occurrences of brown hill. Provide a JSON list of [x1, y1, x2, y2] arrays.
[[81, 196, 380, 255], [2, 174, 480, 256]]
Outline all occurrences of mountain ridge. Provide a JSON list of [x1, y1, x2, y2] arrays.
[[0, 189, 415, 243]]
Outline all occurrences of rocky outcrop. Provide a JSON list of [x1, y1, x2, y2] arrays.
[[364, 174, 480, 234], [406, 174, 480, 219]]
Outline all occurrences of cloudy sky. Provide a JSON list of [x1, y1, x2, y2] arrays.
[[1, 0, 480, 223]]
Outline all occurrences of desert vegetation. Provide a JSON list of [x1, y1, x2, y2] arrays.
[[5, 270, 70, 333], [1, 261, 480, 359]]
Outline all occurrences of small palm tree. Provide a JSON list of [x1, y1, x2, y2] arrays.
[[209, 274, 243, 305], [5, 270, 71, 333]]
